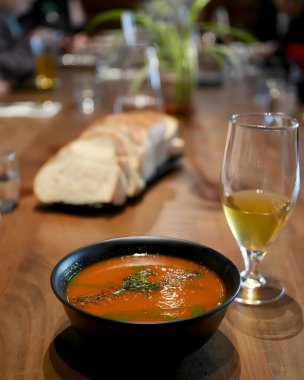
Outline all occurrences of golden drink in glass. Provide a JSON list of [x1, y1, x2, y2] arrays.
[[220, 113, 300, 305], [31, 33, 58, 90], [34, 52, 56, 90]]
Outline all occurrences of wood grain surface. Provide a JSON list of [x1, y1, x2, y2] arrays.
[[0, 67, 303, 380]]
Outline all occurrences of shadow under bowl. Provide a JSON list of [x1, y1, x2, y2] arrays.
[[51, 236, 240, 358]]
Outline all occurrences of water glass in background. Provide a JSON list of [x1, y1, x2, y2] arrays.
[[0, 149, 20, 212], [95, 11, 163, 113], [113, 43, 164, 113], [255, 65, 298, 115], [74, 72, 101, 115]]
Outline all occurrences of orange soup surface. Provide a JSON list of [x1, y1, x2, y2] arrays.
[[66, 254, 226, 322]]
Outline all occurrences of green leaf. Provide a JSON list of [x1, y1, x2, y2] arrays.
[[202, 43, 240, 67], [86, 9, 127, 33], [68, 276, 77, 285], [190, 305, 205, 317], [129, 66, 148, 95], [189, 0, 211, 26], [120, 268, 160, 293], [200, 22, 257, 43]]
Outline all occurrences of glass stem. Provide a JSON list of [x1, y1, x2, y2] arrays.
[[240, 247, 266, 287]]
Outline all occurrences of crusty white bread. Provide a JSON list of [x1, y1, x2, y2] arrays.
[[81, 122, 146, 197], [33, 111, 183, 206], [34, 136, 128, 205]]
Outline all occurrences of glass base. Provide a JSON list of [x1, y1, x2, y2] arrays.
[[235, 274, 285, 305]]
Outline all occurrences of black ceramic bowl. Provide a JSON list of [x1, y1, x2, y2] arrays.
[[51, 236, 240, 358]]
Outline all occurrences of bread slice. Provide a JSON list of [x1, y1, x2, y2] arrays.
[[33, 136, 127, 205], [81, 122, 146, 197], [33, 111, 183, 206], [84, 111, 181, 181]]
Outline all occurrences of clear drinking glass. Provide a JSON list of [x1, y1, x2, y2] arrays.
[[113, 43, 164, 113], [220, 113, 300, 305], [73, 72, 101, 115], [0, 148, 20, 212], [31, 31, 60, 90], [95, 11, 163, 114]]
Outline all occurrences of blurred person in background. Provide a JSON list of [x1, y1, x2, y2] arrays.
[[253, 0, 304, 101], [0, 0, 87, 98], [0, 0, 35, 97], [275, 0, 304, 90], [19, 0, 88, 53]]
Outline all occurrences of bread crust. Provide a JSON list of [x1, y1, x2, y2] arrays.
[[33, 111, 183, 206]]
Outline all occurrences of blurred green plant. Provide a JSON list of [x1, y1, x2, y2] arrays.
[[87, 0, 256, 113]]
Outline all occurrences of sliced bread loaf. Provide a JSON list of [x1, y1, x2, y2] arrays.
[[33, 111, 183, 206]]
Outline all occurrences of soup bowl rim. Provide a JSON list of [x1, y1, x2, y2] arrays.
[[51, 235, 241, 326]]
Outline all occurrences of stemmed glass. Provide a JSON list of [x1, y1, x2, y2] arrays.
[[220, 113, 300, 305]]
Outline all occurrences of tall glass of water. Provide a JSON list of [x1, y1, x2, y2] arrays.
[[220, 113, 300, 305]]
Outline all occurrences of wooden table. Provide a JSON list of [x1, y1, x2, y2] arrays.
[[0, 68, 303, 379]]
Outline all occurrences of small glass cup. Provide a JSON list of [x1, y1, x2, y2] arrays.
[[73, 72, 101, 115], [31, 32, 59, 90], [0, 148, 20, 212]]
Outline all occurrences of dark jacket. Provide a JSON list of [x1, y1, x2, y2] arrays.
[[0, 12, 34, 81]]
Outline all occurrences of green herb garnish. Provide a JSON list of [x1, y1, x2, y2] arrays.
[[114, 268, 160, 295], [70, 267, 205, 307], [190, 305, 205, 317], [68, 276, 77, 285]]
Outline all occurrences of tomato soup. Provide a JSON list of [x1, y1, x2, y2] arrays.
[[66, 254, 226, 322]]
